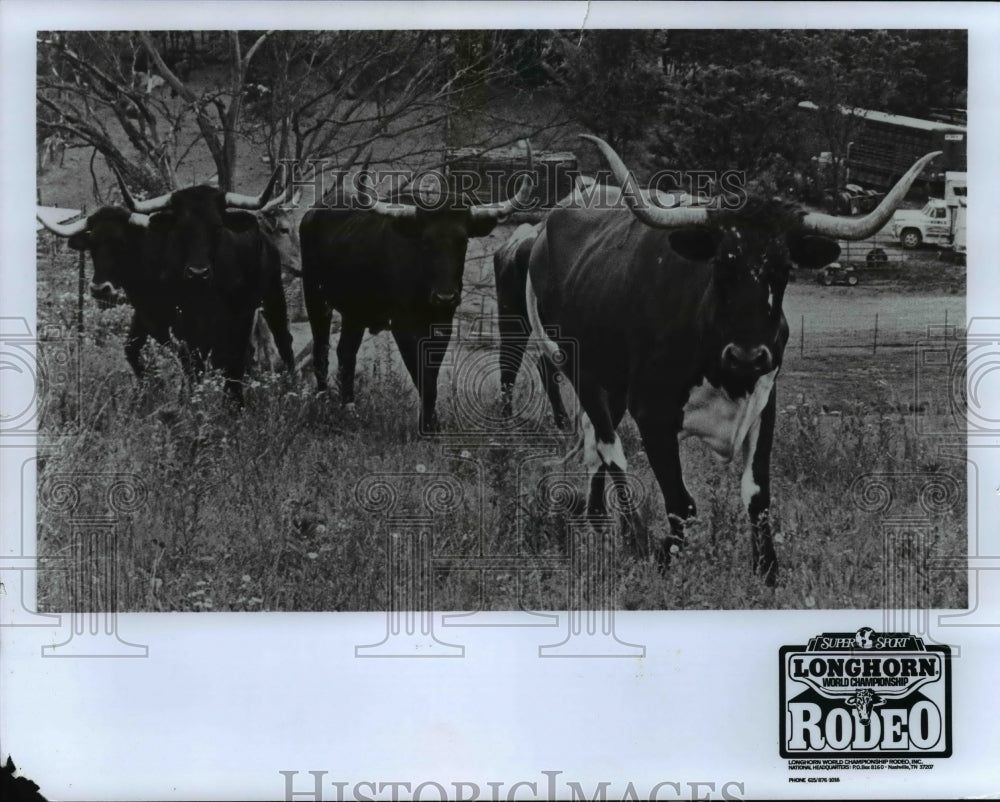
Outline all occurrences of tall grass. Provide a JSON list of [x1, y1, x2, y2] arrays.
[[35, 240, 966, 612], [35, 305, 967, 613]]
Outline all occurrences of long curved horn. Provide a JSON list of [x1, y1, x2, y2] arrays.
[[582, 134, 710, 228], [225, 165, 282, 210], [260, 183, 305, 214], [259, 188, 288, 214], [37, 212, 88, 237], [111, 165, 172, 213], [336, 176, 419, 219], [470, 174, 535, 221], [369, 197, 419, 219], [801, 151, 941, 239]]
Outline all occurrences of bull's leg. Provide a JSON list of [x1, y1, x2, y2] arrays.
[[304, 283, 332, 394], [497, 315, 528, 420], [261, 268, 295, 373], [632, 408, 696, 571], [742, 388, 778, 587], [392, 324, 452, 433], [123, 314, 149, 378], [537, 353, 571, 430], [336, 324, 365, 410], [178, 341, 205, 383], [600, 392, 646, 557], [220, 312, 256, 406], [577, 379, 629, 525]]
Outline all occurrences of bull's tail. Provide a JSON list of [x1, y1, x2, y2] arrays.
[[525, 272, 586, 464], [524, 272, 558, 364]]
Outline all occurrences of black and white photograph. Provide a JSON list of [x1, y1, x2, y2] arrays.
[[3, 2, 999, 800]]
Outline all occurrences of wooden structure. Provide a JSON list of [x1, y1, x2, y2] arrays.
[[447, 145, 578, 209]]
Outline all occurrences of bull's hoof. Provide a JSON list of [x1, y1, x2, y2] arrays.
[[151, 404, 181, 426], [757, 558, 778, 588], [343, 402, 357, 414], [654, 536, 685, 573]]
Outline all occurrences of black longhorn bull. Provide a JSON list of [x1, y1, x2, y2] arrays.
[[37, 206, 179, 377], [299, 167, 533, 431], [517, 135, 939, 585], [113, 169, 297, 402]]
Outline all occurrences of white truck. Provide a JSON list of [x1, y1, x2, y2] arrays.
[[890, 172, 967, 256]]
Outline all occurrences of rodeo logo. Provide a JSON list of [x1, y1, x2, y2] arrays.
[[779, 628, 951, 758]]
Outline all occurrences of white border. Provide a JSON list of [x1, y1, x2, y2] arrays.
[[3, 3, 999, 800]]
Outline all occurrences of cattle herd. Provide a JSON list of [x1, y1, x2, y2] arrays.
[[37, 137, 939, 587]]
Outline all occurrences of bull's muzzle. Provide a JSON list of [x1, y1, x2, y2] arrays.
[[722, 343, 773, 377], [89, 282, 116, 308], [429, 290, 460, 308], [186, 264, 211, 280]]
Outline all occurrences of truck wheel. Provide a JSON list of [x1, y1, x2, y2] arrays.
[[822, 271, 833, 286], [900, 228, 922, 250], [847, 275, 859, 286]]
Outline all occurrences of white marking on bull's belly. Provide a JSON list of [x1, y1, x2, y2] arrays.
[[582, 414, 599, 480], [680, 369, 777, 462], [596, 436, 627, 470], [582, 413, 627, 481], [740, 418, 762, 508], [524, 273, 562, 364]]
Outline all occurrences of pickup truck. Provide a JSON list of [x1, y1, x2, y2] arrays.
[[890, 172, 966, 252]]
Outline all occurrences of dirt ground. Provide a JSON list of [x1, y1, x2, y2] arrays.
[[286, 221, 964, 353]]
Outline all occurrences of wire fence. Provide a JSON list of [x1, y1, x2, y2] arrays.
[[458, 235, 965, 360], [792, 313, 963, 357], [38, 223, 965, 362]]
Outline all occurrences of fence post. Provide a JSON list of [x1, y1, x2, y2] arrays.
[[800, 314, 804, 358], [77, 248, 85, 340], [873, 313, 879, 355]]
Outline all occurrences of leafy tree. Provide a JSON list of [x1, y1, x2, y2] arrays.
[[791, 30, 924, 190], [544, 30, 668, 163], [885, 30, 967, 117], [649, 59, 804, 176]]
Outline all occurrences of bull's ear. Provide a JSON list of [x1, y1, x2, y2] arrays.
[[668, 228, 720, 262], [467, 216, 499, 239], [67, 232, 91, 251], [391, 217, 425, 238], [149, 211, 175, 232], [788, 233, 840, 268]]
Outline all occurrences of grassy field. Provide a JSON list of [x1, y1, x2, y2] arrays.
[[35, 235, 967, 613]]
